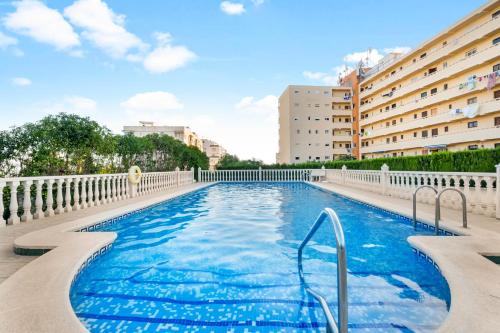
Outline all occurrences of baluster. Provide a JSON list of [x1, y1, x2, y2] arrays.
[[73, 177, 81, 211], [117, 176, 122, 200], [112, 176, 118, 202], [56, 179, 64, 214], [101, 176, 107, 203], [33, 179, 44, 220], [80, 177, 87, 209], [64, 178, 72, 212], [45, 179, 55, 216], [87, 177, 94, 207], [21, 180, 33, 222], [8, 181, 20, 224]]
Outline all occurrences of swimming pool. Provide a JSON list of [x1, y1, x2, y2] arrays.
[[70, 182, 450, 332]]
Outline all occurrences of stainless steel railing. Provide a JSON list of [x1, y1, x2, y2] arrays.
[[412, 185, 438, 230], [298, 208, 348, 333], [436, 188, 467, 234], [413, 185, 468, 235]]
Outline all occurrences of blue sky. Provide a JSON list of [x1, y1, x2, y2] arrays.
[[0, 0, 485, 163]]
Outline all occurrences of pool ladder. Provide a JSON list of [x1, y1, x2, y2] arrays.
[[298, 208, 348, 333], [412, 186, 467, 235]]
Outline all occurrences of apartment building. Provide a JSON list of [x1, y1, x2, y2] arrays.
[[123, 121, 204, 151], [358, 0, 500, 159], [340, 65, 371, 159], [277, 85, 353, 164], [202, 139, 227, 170]]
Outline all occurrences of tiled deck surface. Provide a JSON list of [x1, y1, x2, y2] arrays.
[[0, 183, 207, 285]]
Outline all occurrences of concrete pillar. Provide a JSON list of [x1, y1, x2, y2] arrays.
[[381, 163, 390, 196]]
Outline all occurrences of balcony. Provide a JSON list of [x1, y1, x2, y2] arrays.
[[360, 16, 499, 99], [360, 44, 499, 113], [332, 148, 351, 155], [331, 109, 352, 117], [359, 72, 496, 127], [332, 122, 352, 130], [360, 126, 500, 154], [332, 96, 352, 104], [332, 135, 352, 142], [362, 99, 500, 139]]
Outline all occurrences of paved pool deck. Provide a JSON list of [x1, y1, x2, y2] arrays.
[[0, 181, 499, 332]]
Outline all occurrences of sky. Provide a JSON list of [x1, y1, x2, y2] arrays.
[[0, 0, 486, 163]]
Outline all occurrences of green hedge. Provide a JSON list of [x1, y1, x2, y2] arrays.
[[219, 148, 500, 172]]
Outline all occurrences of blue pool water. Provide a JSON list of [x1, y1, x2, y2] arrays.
[[71, 183, 450, 332]]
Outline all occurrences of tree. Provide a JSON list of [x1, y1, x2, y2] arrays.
[[0, 113, 209, 177]]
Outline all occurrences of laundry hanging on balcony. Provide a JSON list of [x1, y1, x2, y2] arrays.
[[486, 72, 498, 90], [462, 104, 480, 118]]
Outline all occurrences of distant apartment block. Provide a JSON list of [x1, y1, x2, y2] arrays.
[[277, 85, 353, 164], [123, 121, 204, 151], [358, 0, 500, 159], [202, 139, 227, 170]]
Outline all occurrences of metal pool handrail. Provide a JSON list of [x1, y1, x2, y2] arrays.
[[298, 208, 348, 333], [436, 188, 467, 234], [412, 185, 438, 230]]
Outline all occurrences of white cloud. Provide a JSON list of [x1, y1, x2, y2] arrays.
[[304, 46, 410, 86], [120, 91, 183, 112], [42, 95, 97, 116], [220, 1, 245, 15], [303, 71, 338, 85], [64, 0, 146, 59], [0, 31, 17, 48], [4, 0, 80, 51], [11, 77, 31, 86], [235, 95, 278, 115], [343, 49, 384, 67], [65, 95, 96, 111], [143, 32, 197, 73]]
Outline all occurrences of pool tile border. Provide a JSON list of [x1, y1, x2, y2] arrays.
[[306, 182, 459, 236]]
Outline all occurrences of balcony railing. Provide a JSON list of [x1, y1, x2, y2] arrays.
[[360, 69, 499, 127], [362, 99, 499, 139], [361, 43, 499, 113], [360, 126, 500, 154], [360, 15, 499, 98]]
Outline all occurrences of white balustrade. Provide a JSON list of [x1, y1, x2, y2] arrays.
[[199, 168, 312, 183], [0, 169, 195, 227], [324, 163, 499, 219]]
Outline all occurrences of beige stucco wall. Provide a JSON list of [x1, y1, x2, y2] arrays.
[[278, 85, 353, 164]]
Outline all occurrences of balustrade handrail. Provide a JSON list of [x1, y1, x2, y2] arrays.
[[0, 169, 195, 227]]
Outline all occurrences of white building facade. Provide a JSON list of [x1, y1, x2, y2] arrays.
[[278, 85, 354, 164]]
